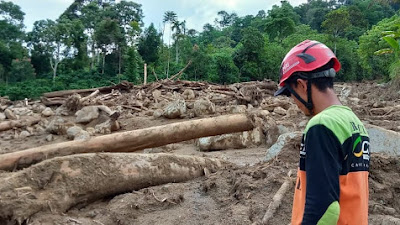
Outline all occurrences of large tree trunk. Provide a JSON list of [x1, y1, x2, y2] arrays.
[[0, 153, 227, 222], [0, 116, 41, 132], [0, 113, 257, 171]]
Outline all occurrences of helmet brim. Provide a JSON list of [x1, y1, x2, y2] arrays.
[[274, 86, 290, 97]]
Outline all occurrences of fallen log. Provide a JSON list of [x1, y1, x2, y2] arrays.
[[42, 81, 133, 98], [0, 112, 259, 171], [0, 153, 228, 223], [169, 60, 192, 80], [40, 96, 66, 106], [0, 116, 41, 132], [261, 172, 295, 225]]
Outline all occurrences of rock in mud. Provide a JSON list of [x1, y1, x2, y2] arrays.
[[182, 89, 196, 100], [95, 120, 120, 134], [67, 126, 84, 140], [55, 106, 70, 116], [74, 130, 91, 141], [46, 117, 73, 135], [163, 100, 186, 119], [367, 124, 400, 156], [75, 106, 100, 123], [19, 130, 31, 139], [12, 107, 33, 117], [41, 107, 55, 117], [193, 98, 215, 117], [67, 126, 91, 141], [265, 132, 302, 161], [4, 109, 17, 120]]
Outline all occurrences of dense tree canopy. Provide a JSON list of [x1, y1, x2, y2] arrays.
[[0, 0, 399, 100]]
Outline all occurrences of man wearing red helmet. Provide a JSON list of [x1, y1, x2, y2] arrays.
[[275, 40, 370, 225]]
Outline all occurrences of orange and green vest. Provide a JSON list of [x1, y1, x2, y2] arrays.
[[291, 105, 369, 225]]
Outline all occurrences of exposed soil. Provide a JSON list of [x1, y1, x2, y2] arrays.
[[0, 80, 399, 225]]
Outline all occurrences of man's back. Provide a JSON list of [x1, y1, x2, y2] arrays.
[[291, 105, 370, 225]]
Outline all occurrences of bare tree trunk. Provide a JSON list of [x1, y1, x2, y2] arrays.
[[0, 113, 257, 171], [102, 52, 106, 75], [0, 116, 41, 132], [0, 153, 227, 222], [175, 39, 179, 64], [167, 49, 170, 78], [118, 46, 122, 75]]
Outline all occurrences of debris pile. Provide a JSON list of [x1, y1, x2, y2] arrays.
[[0, 80, 399, 224]]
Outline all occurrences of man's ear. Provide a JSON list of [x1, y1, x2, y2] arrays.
[[296, 79, 308, 93]]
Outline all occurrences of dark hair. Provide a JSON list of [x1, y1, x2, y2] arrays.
[[285, 59, 335, 92]]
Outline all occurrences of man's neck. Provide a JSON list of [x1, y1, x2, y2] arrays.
[[312, 87, 342, 115]]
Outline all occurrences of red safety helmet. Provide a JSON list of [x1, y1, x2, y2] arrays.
[[274, 40, 341, 97]]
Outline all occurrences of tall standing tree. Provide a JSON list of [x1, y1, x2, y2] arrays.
[[322, 8, 351, 54], [163, 11, 177, 77], [94, 18, 124, 75], [264, 1, 299, 42], [80, 2, 102, 70], [138, 23, 161, 64], [28, 19, 74, 82], [0, 0, 26, 82]]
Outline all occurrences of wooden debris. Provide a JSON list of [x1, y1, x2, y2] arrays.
[[0, 112, 262, 171], [0, 116, 41, 132]]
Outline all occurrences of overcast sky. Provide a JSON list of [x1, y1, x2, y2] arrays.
[[11, 0, 307, 32]]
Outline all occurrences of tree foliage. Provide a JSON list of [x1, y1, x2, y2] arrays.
[[0, 0, 399, 99]]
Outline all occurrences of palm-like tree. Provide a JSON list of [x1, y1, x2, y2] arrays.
[[172, 20, 186, 63], [163, 11, 177, 77]]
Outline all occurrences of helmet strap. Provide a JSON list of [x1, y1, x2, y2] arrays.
[[285, 80, 314, 114]]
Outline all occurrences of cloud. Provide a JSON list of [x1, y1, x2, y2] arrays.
[[14, 0, 307, 33], [170, 0, 306, 32]]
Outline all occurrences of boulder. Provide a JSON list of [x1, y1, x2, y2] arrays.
[[75, 106, 100, 123], [67, 126, 91, 141], [55, 106, 70, 116], [163, 100, 186, 119], [366, 124, 400, 156], [182, 89, 195, 100], [152, 90, 162, 102], [193, 98, 215, 117], [95, 120, 120, 135], [265, 132, 302, 161], [41, 107, 55, 117], [12, 107, 33, 116], [46, 117, 73, 135], [4, 109, 17, 120], [74, 130, 91, 141], [32, 104, 46, 113], [34, 124, 46, 135], [67, 126, 84, 140]]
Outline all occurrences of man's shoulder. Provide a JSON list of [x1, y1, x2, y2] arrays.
[[305, 105, 364, 143]]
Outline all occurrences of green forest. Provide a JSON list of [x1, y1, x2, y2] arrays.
[[0, 0, 399, 100]]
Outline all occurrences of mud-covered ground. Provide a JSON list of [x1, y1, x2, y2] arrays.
[[0, 80, 399, 225]]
